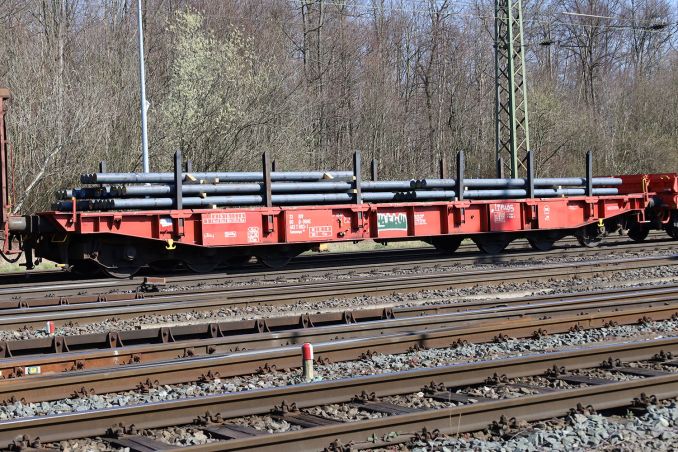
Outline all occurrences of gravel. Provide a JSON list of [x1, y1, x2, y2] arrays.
[[381, 393, 452, 409], [228, 414, 302, 433], [144, 426, 216, 446], [3, 318, 678, 421], [305, 404, 386, 421], [50, 438, 116, 451]]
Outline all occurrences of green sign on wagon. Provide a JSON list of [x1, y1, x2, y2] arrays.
[[377, 212, 408, 231]]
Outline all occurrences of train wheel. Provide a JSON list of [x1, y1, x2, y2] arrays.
[[577, 235, 602, 247], [430, 237, 463, 254], [257, 245, 308, 269], [69, 260, 102, 277], [149, 260, 181, 273], [473, 237, 510, 254], [528, 238, 555, 251], [225, 255, 252, 266], [628, 224, 649, 242], [666, 214, 678, 240], [576, 230, 603, 247], [257, 253, 293, 269], [184, 258, 220, 273], [102, 265, 141, 279]]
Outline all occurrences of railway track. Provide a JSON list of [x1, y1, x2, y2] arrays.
[[0, 235, 674, 449], [1, 283, 676, 402], [0, 254, 675, 330], [1, 235, 674, 302], [3, 337, 677, 449]]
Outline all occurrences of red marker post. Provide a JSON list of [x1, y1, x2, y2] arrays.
[[45, 321, 55, 335], [302, 342, 314, 382]]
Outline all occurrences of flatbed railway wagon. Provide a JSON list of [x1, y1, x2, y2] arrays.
[[1, 89, 677, 277]]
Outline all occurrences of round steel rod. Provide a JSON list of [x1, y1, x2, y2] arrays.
[[81, 171, 354, 184]]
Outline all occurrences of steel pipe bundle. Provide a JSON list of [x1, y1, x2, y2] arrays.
[[463, 187, 619, 199], [414, 177, 622, 189], [57, 187, 115, 200], [57, 190, 458, 211], [53, 150, 622, 212], [82, 180, 418, 198]]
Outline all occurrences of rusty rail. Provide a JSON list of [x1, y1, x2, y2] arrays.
[[0, 283, 674, 363], [0, 337, 676, 447], [1, 295, 677, 403], [0, 254, 675, 331]]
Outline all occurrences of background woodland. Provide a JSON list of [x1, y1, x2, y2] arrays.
[[0, 0, 676, 212]]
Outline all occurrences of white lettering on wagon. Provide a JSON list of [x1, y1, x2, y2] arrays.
[[204, 212, 246, 225], [288, 213, 312, 235], [490, 203, 515, 223]]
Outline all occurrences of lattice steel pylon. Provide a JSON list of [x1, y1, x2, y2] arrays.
[[494, 0, 530, 178]]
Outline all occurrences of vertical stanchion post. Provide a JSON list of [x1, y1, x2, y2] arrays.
[[353, 150, 362, 204], [173, 150, 183, 210], [371, 159, 378, 182], [262, 151, 272, 207], [526, 151, 534, 198], [497, 157, 505, 179], [185, 160, 193, 173], [586, 151, 593, 197], [456, 151, 465, 201], [439, 157, 448, 179], [271, 159, 277, 172], [98, 161, 107, 189]]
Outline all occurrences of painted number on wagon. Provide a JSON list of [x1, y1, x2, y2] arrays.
[[204, 212, 247, 225]]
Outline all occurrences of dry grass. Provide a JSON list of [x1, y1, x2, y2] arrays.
[[0, 257, 57, 273]]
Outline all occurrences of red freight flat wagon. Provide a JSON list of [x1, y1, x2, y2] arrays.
[[7, 172, 677, 277]]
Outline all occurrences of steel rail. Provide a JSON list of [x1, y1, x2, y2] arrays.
[[1, 283, 675, 363], [0, 337, 675, 446], [0, 237, 673, 302], [0, 254, 675, 331], [2, 299, 677, 403]]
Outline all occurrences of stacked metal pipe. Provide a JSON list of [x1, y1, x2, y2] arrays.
[[53, 152, 622, 212]]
